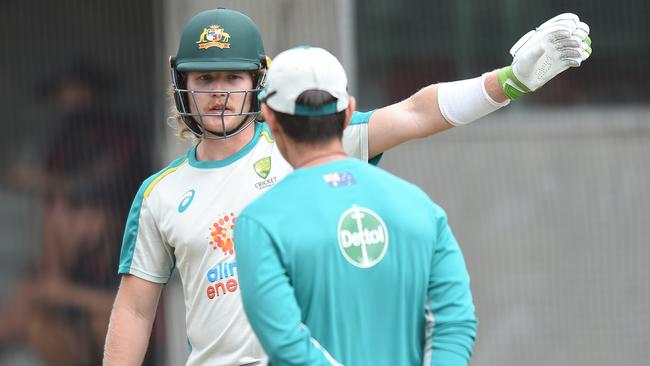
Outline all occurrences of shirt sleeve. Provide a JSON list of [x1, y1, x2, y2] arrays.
[[342, 111, 370, 161], [234, 214, 342, 366], [118, 181, 175, 283], [425, 209, 477, 366]]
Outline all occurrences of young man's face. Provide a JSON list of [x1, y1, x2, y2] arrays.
[[186, 71, 254, 134]]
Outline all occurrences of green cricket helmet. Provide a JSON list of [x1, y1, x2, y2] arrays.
[[170, 8, 269, 139]]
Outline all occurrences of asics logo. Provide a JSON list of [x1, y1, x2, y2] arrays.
[[178, 189, 196, 213]]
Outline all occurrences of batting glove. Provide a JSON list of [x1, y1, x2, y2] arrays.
[[498, 13, 592, 100]]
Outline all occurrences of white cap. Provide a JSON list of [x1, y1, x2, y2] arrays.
[[260, 46, 349, 116]]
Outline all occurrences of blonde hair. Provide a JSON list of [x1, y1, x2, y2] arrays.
[[167, 83, 199, 143]]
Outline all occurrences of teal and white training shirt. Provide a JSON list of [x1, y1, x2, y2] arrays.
[[235, 158, 477, 366], [118, 113, 373, 366]]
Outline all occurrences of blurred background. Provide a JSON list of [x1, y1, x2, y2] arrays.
[[0, 0, 647, 365]]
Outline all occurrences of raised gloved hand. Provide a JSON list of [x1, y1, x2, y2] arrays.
[[498, 13, 592, 100]]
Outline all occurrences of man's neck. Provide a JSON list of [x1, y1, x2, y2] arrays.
[[195, 124, 256, 162], [287, 140, 347, 169]]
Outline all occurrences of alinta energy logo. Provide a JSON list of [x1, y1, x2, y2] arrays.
[[337, 205, 389, 268], [209, 212, 236, 255], [206, 212, 239, 300]]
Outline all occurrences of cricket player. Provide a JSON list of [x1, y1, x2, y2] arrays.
[[236, 45, 476, 366], [104, 8, 591, 366]]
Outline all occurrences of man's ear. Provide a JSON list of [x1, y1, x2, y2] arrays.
[[343, 96, 356, 130], [261, 103, 282, 136]]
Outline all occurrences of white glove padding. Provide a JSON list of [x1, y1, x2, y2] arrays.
[[498, 13, 592, 100]]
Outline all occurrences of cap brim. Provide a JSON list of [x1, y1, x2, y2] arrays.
[[176, 60, 260, 72]]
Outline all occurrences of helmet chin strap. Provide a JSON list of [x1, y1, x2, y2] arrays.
[[200, 113, 259, 140]]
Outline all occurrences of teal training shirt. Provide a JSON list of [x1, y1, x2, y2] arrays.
[[235, 158, 476, 366]]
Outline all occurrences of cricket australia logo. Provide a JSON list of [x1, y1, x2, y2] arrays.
[[337, 205, 388, 268], [254, 156, 271, 179], [254, 156, 277, 189], [196, 24, 231, 49]]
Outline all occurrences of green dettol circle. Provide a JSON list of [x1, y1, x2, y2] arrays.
[[337, 205, 388, 268]]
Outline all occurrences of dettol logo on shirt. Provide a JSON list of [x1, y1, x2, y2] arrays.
[[337, 205, 388, 268]]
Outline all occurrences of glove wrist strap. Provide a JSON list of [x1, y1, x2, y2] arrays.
[[497, 66, 531, 100]]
